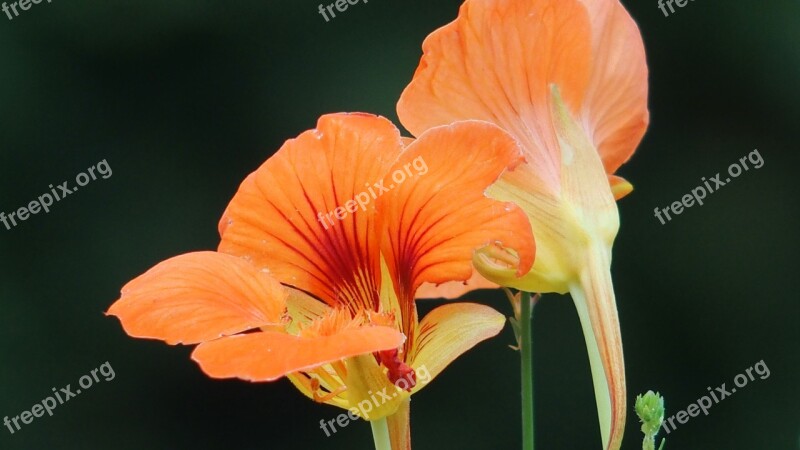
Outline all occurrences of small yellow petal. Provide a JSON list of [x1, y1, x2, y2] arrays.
[[345, 354, 408, 421], [409, 302, 506, 393], [608, 175, 634, 200]]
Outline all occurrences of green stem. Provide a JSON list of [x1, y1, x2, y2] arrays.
[[643, 434, 654, 450], [371, 418, 391, 450], [520, 291, 535, 450]]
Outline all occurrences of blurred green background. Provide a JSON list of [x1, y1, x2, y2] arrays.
[[1, 0, 798, 449]]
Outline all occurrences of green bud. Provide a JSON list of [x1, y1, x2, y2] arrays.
[[635, 390, 665, 450], [635, 391, 664, 434]]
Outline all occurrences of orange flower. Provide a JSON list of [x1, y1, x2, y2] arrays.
[[397, 0, 648, 448], [108, 113, 533, 448]]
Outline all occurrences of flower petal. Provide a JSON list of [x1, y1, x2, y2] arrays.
[[284, 286, 331, 334], [191, 326, 405, 382], [376, 121, 532, 350], [378, 120, 534, 297], [578, 0, 649, 173], [478, 87, 620, 294], [397, 0, 593, 189], [107, 251, 286, 345], [218, 113, 403, 313], [409, 302, 505, 391], [415, 270, 498, 300], [608, 174, 634, 201], [397, 0, 648, 180]]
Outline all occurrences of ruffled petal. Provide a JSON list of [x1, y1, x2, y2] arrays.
[[578, 0, 649, 173], [398, 0, 593, 190], [218, 113, 404, 313], [376, 121, 533, 348], [107, 251, 286, 345], [191, 325, 405, 382], [378, 120, 534, 297], [398, 0, 648, 181]]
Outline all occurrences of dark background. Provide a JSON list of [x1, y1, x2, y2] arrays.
[[1, 0, 798, 449]]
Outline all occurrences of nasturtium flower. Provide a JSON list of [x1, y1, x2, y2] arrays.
[[108, 113, 533, 448], [397, 0, 648, 448]]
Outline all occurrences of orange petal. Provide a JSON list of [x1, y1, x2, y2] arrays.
[[191, 326, 405, 382], [378, 120, 534, 297], [414, 269, 498, 300], [107, 252, 286, 345], [409, 302, 506, 391], [397, 0, 593, 189], [218, 113, 403, 312], [578, 0, 649, 173], [608, 174, 634, 200], [397, 0, 648, 178]]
